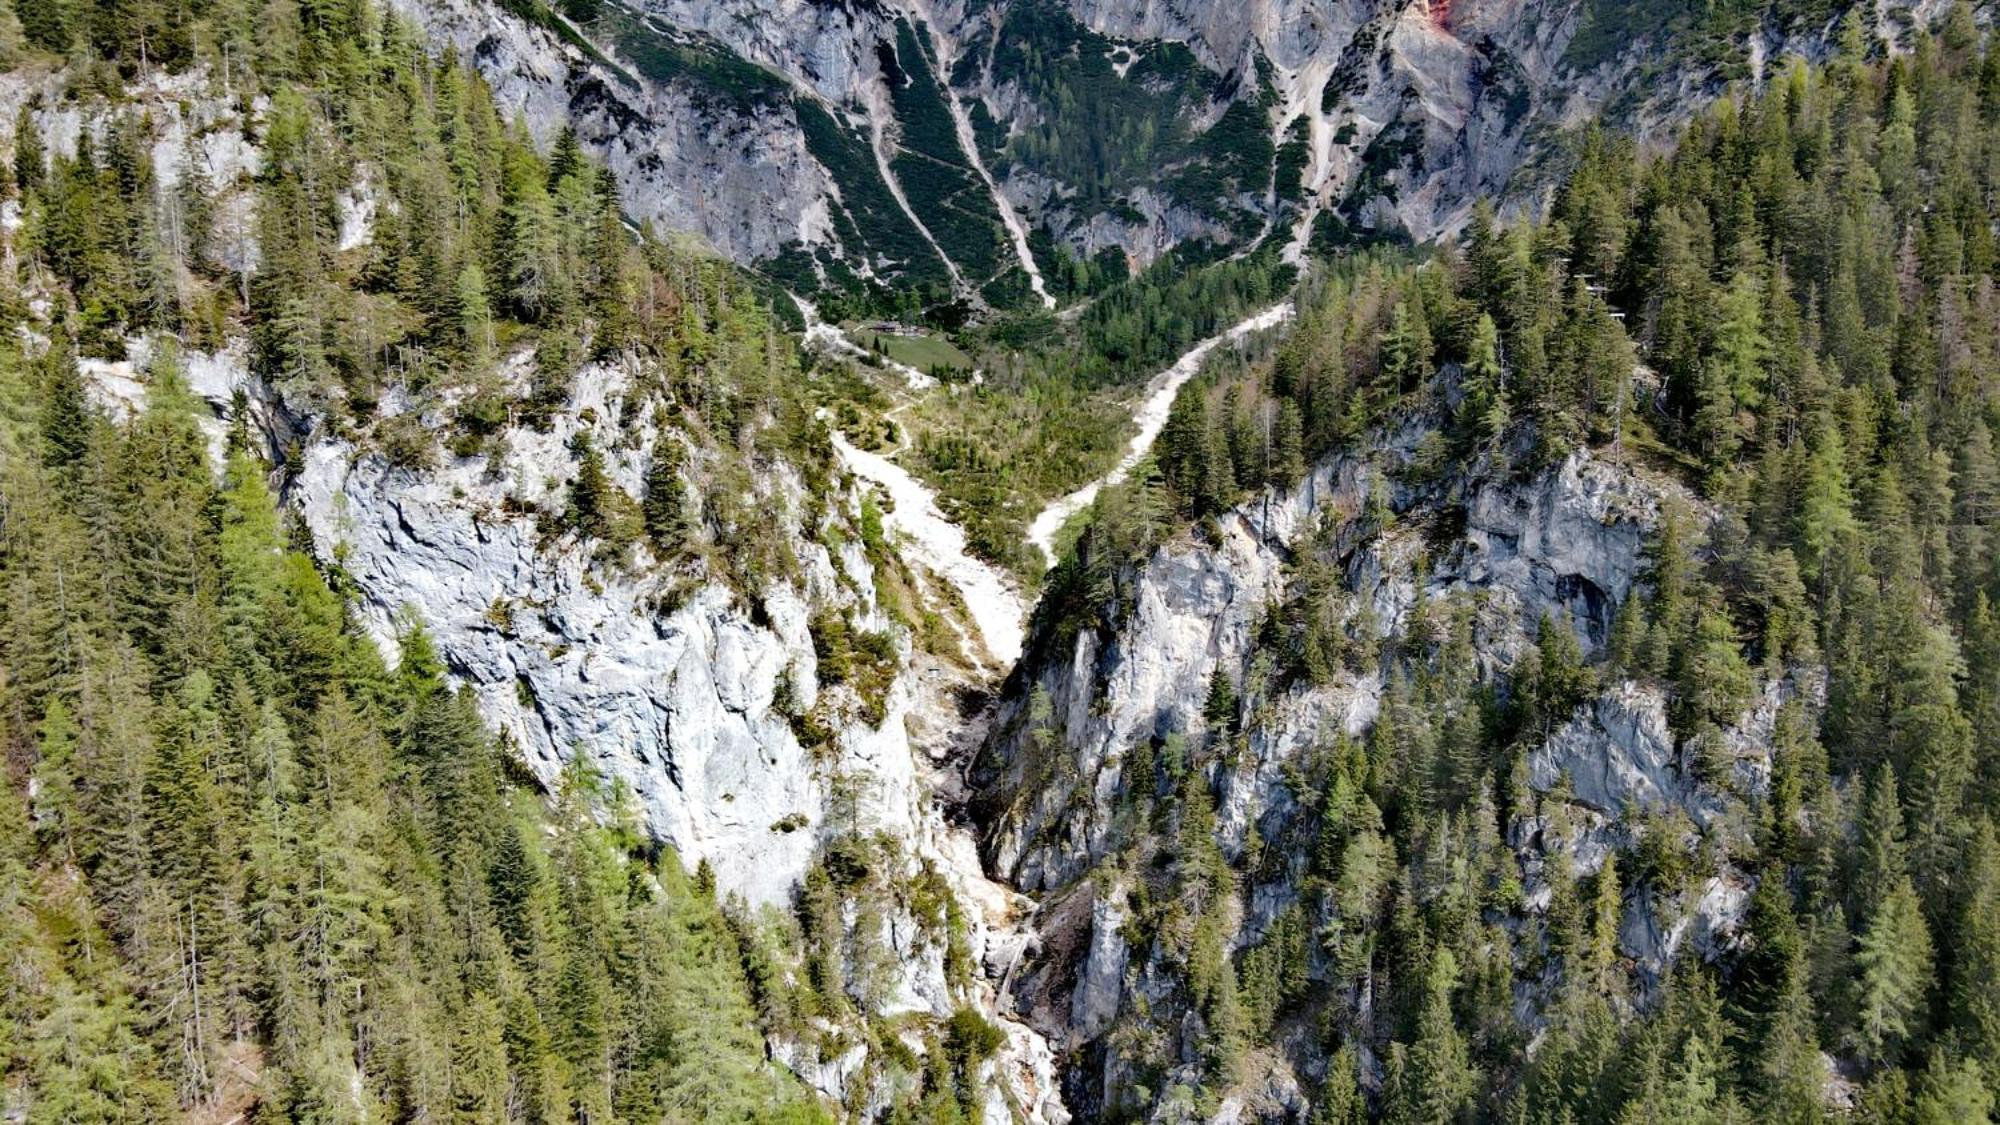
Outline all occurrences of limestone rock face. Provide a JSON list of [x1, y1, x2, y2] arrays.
[[0, 66, 270, 284], [370, 0, 1927, 285], [74, 335, 282, 469], [1531, 682, 1700, 821], [972, 423, 1786, 1117], [8, 0, 1949, 291], [273, 347, 1067, 1118], [982, 436, 1693, 891], [385, 0, 835, 266], [1071, 885, 1132, 1042], [294, 439, 842, 907]]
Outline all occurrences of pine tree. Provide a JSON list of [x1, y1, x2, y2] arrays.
[[1756, 950, 1829, 1124], [1799, 420, 1859, 585], [1712, 270, 1769, 416], [13, 104, 44, 194], [1950, 822, 2000, 1085], [1521, 611, 1592, 737], [1383, 296, 1434, 391], [499, 139, 568, 322], [1384, 949, 1476, 1124], [1270, 399, 1305, 485], [450, 992, 510, 1125], [31, 696, 82, 863], [1855, 765, 1910, 922], [554, 946, 612, 1120], [1912, 1050, 1994, 1124], [1158, 379, 1217, 516], [642, 442, 686, 552], [1585, 854, 1622, 994], [1889, 622, 1975, 908], [1853, 875, 1934, 1066], [26, 981, 176, 1122], [1312, 1043, 1368, 1125], [1203, 663, 1238, 735], [568, 434, 612, 542], [1458, 311, 1509, 441], [484, 819, 540, 964], [37, 331, 92, 475], [455, 262, 494, 367], [1691, 356, 1743, 487], [1638, 500, 1697, 676], [1672, 608, 1753, 753], [253, 89, 335, 407]]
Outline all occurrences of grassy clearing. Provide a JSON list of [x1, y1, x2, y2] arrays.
[[842, 323, 976, 375]]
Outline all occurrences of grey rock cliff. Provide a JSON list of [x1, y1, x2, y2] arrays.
[[372, 0, 1916, 287], [973, 423, 1784, 1114], [279, 347, 1068, 1118], [386, 0, 836, 266]]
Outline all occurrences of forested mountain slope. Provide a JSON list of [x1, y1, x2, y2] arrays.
[[974, 11, 2000, 1120], [0, 3, 1065, 1120]]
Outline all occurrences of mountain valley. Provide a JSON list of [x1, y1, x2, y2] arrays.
[[2, 0, 2000, 1122]]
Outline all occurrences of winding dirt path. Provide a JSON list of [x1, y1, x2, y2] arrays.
[[1024, 300, 1297, 567]]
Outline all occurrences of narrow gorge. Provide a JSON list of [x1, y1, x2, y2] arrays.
[[3, 0, 1999, 1122]]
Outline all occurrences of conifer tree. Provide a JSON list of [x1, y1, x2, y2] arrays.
[[1384, 949, 1476, 1124], [1382, 297, 1434, 391], [12, 104, 44, 194], [1853, 874, 1934, 1066], [565, 431, 615, 540], [643, 442, 687, 551], [1950, 822, 2000, 1085], [499, 139, 567, 322], [1458, 311, 1508, 440], [37, 331, 91, 476], [1312, 1043, 1368, 1125]]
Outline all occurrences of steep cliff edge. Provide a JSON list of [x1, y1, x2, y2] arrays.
[[971, 401, 1807, 1117], [284, 349, 1074, 1116], [4, 43, 1073, 1116], [368, 0, 1925, 295]]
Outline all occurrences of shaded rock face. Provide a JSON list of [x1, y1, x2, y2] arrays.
[[1057, 0, 1570, 244], [386, 0, 833, 266], [1024, 0, 1960, 252], [373, 0, 1899, 289], [970, 432, 1785, 1116]]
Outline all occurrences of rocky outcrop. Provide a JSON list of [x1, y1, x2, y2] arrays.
[[1067, 0, 1965, 248], [334, 0, 1965, 291], [73, 334, 288, 468], [1531, 682, 1710, 821], [985, 434, 1694, 888], [386, 0, 837, 266], [295, 443, 850, 908], [272, 342, 1068, 1118], [0, 64, 269, 290], [1070, 884, 1132, 1042], [317, 0, 1974, 297], [973, 416, 1783, 1114]]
